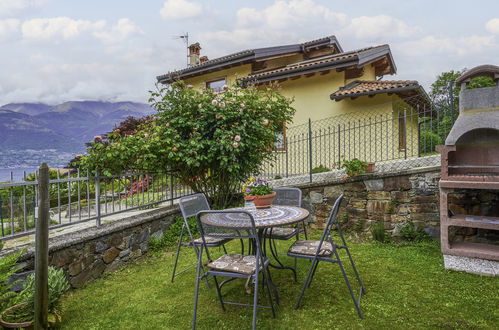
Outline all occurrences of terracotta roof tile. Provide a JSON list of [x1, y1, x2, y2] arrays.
[[330, 80, 419, 99]]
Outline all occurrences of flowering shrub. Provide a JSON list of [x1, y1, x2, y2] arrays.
[[78, 82, 294, 206]]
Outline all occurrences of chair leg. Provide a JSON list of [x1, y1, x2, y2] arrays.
[[171, 223, 186, 283], [191, 246, 203, 330], [344, 246, 366, 294], [213, 276, 226, 311], [335, 250, 363, 319], [252, 272, 259, 330], [262, 267, 276, 318], [295, 258, 318, 309], [302, 221, 308, 240], [306, 259, 320, 288], [222, 244, 228, 254]]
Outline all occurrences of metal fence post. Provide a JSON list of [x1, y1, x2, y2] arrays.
[[169, 173, 174, 206], [308, 118, 313, 183], [337, 124, 341, 167], [0, 194, 3, 237], [95, 169, 101, 226], [35, 163, 49, 330]]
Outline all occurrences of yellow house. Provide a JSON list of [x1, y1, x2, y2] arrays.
[[157, 36, 430, 175]]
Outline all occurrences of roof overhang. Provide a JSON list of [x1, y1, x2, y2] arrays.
[[157, 35, 342, 84], [239, 45, 396, 86]]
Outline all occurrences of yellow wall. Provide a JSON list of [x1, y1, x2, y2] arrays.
[[184, 64, 252, 90]]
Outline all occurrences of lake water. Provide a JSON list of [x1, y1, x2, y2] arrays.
[[0, 168, 38, 182]]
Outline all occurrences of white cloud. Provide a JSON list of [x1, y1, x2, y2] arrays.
[[236, 0, 348, 30], [485, 18, 499, 34], [160, 0, 202, 20], [0, 0, 46, 17], [22, 17, 106, 40], [21, 17, 141, 44], [400, 35, 496, 56], [344, 15, 420, 40], [0, 18, 20, 37], [93, 18, 142, 44]]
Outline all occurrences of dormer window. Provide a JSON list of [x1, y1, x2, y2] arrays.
[[206, 78, 226, 91]]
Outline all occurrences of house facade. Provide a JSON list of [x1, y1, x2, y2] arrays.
[[157, 36, 430, 174]]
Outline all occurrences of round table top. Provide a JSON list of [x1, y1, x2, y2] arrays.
[[200, 205, 309, 229]]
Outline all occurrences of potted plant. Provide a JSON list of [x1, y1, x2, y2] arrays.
[[0, 266, 70, 329], [242, 178, 275, 209], [340, 158, 369, 177]]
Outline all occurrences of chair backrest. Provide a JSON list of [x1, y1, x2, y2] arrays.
[[196, 210, 261, 260], [178, 193, 210, 220], [315, 194, 344, 256], [272, 187, 302, 207]]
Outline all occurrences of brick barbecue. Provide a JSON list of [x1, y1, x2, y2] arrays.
[[437, 65, 499, 274]]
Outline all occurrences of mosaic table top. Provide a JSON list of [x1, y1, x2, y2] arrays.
[[200, 205, 309, 229]]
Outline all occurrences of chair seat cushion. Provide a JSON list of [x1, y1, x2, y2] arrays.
[[193, 235, 230, 245], [207, 254, 264, 275], [288, 240, 333, 256], [263, 227, 299, 239]]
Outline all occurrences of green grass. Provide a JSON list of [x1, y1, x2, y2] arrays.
[[59, 235, 499, 329]]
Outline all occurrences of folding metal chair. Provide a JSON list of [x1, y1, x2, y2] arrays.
[[263, 187, 307, 279], [192, 210, 277, 330], [287, 194, 365, 318], [171, 193, 230, 283]]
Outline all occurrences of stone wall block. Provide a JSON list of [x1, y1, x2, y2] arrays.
[[391, 191, 410, 203], [384, 176, 411, 191], [366, 200, 390, 215], [409, 203, 438, 213], [140, 228, 150, 243], [103, 247, 120, 264], [309, 191, 324, 204], [364, 179, 384, 191], [107, 234, 123, 247], [367, 191, 391, 200], [323, 185, 343, 198], [344, 181, 366, 192], [95, 241, 108, 253]]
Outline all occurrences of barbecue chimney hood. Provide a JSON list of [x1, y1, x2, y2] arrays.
[[445, 65, 499, 145]]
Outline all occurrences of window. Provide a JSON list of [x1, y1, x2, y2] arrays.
[[274, 124, 286, 151], [206, 78, 226, 91], [398, 114, 406, 150]]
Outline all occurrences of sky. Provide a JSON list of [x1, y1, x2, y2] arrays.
[[1, 0, 498, 105]]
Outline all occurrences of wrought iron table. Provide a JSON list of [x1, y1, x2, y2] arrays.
[[202, 205, 309, 279]]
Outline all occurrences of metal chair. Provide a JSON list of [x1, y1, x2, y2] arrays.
[[171, 193, 230, 283], [287, 194, 365, 318], [263, 187, 307, 279], [192, 210, 277, 330]]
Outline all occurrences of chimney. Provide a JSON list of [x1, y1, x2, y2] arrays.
[[188, 42, 201, 66], [200, 56, 209, 64]]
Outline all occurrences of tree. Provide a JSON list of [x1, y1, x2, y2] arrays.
[[419, 69, 496, 154], [79, 82, 295, 206]]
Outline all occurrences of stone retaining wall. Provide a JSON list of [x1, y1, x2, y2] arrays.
[[6, 206, 179, 288], [296, 166, 442, 238]]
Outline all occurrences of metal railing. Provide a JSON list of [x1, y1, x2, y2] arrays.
[[0, 169, 193, 241], [261, 95, 455, 182]]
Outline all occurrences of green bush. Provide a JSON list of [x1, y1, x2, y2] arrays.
[[371, 221, 386, 243], [149, 216, 199, 251], [0, 249, 23, 312], [311, 165, 331, 174], [5, 266, 69, 323], [340, 158, 368, 176], [419, 130, 443, 155], [399, 220, 430, 242]]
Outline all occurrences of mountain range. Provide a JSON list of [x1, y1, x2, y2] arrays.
[[0, 101, 155, 168]]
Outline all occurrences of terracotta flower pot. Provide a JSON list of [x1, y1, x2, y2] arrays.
[[366, 163, 375, 172], [253, 192, 276, 209]]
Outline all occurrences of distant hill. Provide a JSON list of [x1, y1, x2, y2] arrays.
[[0, 101, 155, 167]]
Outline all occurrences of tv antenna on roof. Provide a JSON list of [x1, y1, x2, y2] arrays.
[[172, 32, 189, 66]]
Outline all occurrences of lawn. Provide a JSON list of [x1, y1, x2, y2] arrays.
[[59, 235, 499, 329]]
